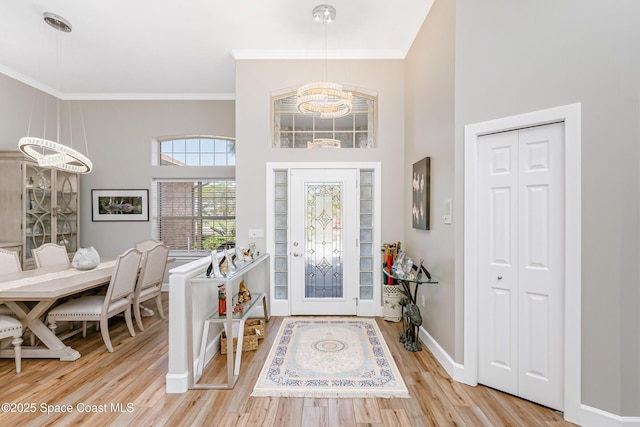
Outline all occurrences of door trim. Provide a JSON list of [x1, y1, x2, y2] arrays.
[[266, 162, 382, 318], [463, 104, 581, 423]]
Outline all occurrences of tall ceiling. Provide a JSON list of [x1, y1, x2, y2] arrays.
[[0, 1, 433, 100]]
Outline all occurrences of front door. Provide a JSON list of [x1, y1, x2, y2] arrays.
[[289, 169, 358, 315]]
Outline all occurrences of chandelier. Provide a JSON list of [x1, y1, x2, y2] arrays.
[[296, 5, 353, 120], [18, 12, 92, 174]]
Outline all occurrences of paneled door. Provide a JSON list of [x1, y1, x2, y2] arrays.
[[477, 123, 565, 411], [289, 169, 358, 315]]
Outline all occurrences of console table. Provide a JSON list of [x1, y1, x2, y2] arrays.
[[186, 253, 270, 390], [383, 267, 438, 351]]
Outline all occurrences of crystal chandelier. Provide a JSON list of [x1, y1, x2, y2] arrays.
[[296, 5, 353, 120], [18, 12, 92, 174]]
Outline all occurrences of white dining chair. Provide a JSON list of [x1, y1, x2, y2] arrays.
[[134, 239, 162, 253], [0, 248, 22, 273], [32, 243, 70, 268], [0, 315, 23, 373], [0, 248, 22, 315], [46, 248, 142, 352], [133, 243, 169, 331]]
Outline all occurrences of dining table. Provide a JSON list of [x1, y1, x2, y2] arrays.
[[0, 260, 116, 361]]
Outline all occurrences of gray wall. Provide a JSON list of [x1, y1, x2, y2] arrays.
[[404, 0, 458, 360], [403, 0, 639, 417], [0, 77, 235, 258], [234, 59, 406, 252]]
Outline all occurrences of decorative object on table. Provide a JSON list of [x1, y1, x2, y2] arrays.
[[232, 300, 243, 313], [217, 284, 226, 316], [238, 280, 252, 303], [412, 157, 430, 230], [91, 189, 149, 222], [226, 248, 237, 272], [248, 242, 258, 259], [383, 283, 403, 322], [251, 317, 409, 398], [71, 246, 100, 270], [399, 295, 423, 352], [211, 251, 222, 277]]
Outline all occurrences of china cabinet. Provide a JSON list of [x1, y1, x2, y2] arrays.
[[0, 151, 79, 269]]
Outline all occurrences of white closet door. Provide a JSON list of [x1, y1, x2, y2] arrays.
[[478, 130, 519, 396], [478, 123, 565, 411]]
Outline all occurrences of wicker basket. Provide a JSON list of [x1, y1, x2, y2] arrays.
[[245, 319, 265, 340], [220, 328, 258, 354]]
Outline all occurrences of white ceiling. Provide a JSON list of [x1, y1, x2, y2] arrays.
[[0, 1, 433, 100]]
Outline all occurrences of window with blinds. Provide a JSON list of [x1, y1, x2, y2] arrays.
[[156, 180, 236, 252]]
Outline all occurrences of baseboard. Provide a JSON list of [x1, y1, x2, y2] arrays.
[[165, 372, 189, 393], [418, 325, 465, 382], [579, 404, 640, 427], [417, 326, 640, 427]]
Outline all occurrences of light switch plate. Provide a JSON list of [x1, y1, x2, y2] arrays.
[[248, 228, 264, 238], [443, 199, 452, 224]]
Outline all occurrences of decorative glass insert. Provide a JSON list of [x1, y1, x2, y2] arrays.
[[273, 170, 288, 300], [304, 182, 344, 298], [272, 92, 376, 148], [359, 169, 374, 299]]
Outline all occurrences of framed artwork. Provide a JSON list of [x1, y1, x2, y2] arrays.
[[412, 157, 430, 230], [91, 189, 149, 222]]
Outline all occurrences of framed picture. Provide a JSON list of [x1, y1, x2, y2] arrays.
[[412, 157, 430, 230], [91, 189, 149, 222]]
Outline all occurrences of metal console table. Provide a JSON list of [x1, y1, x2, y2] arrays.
[[383, 267, 438, 351]]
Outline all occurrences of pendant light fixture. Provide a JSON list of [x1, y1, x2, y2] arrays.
[[18, 12, 92, 174], [296, 4, 352, 120]]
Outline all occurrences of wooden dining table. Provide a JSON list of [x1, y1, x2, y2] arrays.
[[0, 260, 116, 361]]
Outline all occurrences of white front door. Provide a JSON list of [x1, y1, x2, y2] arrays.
[[477, 123, 565, 411], [289, 168, 358, 315]]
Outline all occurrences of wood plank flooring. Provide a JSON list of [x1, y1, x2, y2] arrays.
[[0, 294, 578, 426]]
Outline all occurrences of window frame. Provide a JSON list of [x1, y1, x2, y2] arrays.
[[271, 89, 377, 149], [151, 135, 235, 259]]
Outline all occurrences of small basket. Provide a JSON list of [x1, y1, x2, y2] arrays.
[[245, 319, 265, 340], [220, 328, 258, 354]]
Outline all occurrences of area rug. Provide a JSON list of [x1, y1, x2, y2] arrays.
[[251, 317, 409, 398]]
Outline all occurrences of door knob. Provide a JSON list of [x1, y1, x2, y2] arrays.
[[497, 275, 503, 280], [293, 252, 301, 257]]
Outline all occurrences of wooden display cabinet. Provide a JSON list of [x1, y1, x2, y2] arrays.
[[0, 151, 79, 269]]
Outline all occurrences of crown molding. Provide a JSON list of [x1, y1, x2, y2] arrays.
[[0, 66, 235, 101], [231, 49, 405, 60]]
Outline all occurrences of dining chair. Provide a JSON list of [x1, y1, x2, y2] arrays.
[[0, 248, 22, 273], [0, 248, 22, 315], [46, 248, 142, 352], [133, 243, 169, 331], [32, 243, 70, 268], [0, 315, 23, 373], [134, 239, 162, 253]]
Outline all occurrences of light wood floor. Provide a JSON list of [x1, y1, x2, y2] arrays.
[[0, 294, 578, 427]]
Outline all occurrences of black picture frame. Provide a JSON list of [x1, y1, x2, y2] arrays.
[[412, 157, 430, 230], [91, 189, 149, 222]]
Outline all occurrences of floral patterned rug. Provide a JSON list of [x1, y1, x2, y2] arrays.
[[251, 317, 409, 398]]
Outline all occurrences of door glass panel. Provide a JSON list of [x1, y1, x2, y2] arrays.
[[304, 182, 343, 298]]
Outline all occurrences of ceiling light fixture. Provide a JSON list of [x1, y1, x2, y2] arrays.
[[18, 12, 92, 174], [296, 4, 352, 120]]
